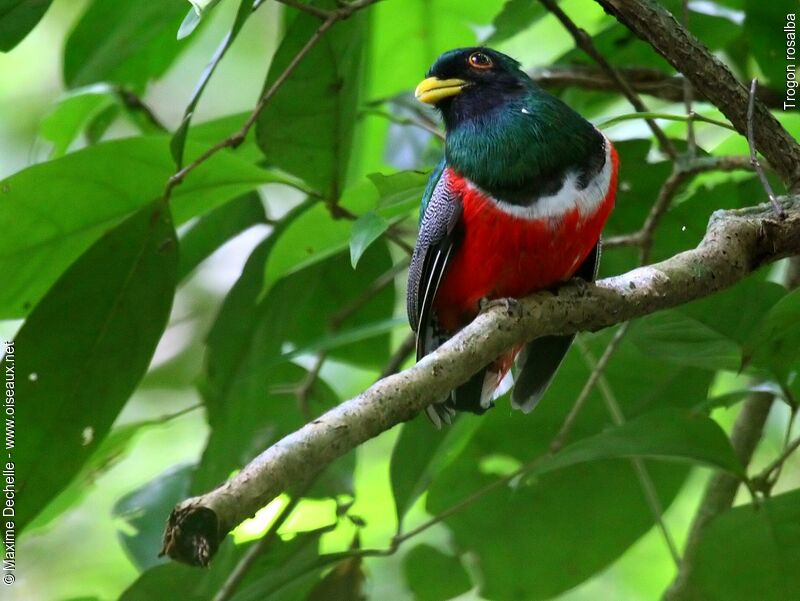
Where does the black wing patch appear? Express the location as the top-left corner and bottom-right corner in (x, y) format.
(406, 174), (463, 361)
(511, 241), (601, 413)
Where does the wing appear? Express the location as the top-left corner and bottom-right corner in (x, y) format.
(406, 161), (462, 361)
(511, 241), (601, 413)
(406, 163), (464, 428)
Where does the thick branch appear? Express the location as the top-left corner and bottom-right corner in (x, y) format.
(163, 196), (800, 566)
(595, 0), (800, 190)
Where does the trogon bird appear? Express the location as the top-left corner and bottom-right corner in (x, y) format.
(407, 47), (618, 427)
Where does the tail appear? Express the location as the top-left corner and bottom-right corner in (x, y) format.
(510, 335), (575, 413)
(425, 350), (516, 427)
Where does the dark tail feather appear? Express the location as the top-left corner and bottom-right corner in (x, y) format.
(511, 335), (575, 413)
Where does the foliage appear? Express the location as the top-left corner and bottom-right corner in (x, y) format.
(1, 0), (798, 600)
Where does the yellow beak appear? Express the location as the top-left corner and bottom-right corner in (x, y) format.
(414, 77), (468, 104)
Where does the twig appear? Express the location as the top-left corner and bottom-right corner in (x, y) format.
(295, 352), (326, 420)
(114, 87), (167, 132)
(598, 110), (735, 132)
(746, 79), (785, 219)
(540, 0), (678, 160)
(527, 65), (785, 109)
(360, 107), (445, 141)
(162, 0), (382, 203)
(604, 155), (757, 251)
(550, 323), (631, 452)
(579, 339), (681, 566)
(681, 0), (695, 158)
(275, 0), (332, 19)
(212, 480), (313, 601)
(329, 261), (408, 329)
(750, 435), (800, 494)
(379, 333), (415, 379)
(663, 392), (775, 600)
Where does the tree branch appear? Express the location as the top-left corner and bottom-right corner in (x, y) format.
(162, 196), (800, 566)
(594, 0), (800, 191)
(528, 66), (784, 110)
(541, 0), (678, 159)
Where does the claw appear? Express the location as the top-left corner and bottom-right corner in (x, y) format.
(479, 296), (522, 318)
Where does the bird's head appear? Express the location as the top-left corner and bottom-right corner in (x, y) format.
(415, 48), (530, 128)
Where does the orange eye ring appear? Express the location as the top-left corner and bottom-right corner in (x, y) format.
(468, 52), (493, 69)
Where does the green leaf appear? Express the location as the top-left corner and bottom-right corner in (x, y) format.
(63, 0), (191, 89)
(530, 409), (744, 480)
(0, 0), (53, 51)
(680, 489), (800, 601)
(262, 170), (424, 295)
(367, 170), (429, 218)
(255, 1), (367, 199)
(177, 192), (266, 282)
(7, 201), (177, 531)
(630, 311), (743, 371)
(113, 464), (193, 571)
(178, 0), (225, 40)
(629, 277), (786, 372)
(39, 84), (116, 157)
(350, 211), (388, 268)
(390, 414), (481, 527)
(120, 528), (328, 601)
(194, 213), (393, 493)
(25, 415), (179, 532)
(426, 331), (714, 600)
(403, 545), (472, 601)
(0, 136), (275, 319)
(172, 0), (252, 167)
(305, 551), (365, 601)
(487, 0), (547, 44)
(743, 287), (800, 381)
(744, 0), (787, 86)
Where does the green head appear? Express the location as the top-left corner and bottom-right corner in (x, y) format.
(415, 47), (531, 131)
(416, 47), (604, 204)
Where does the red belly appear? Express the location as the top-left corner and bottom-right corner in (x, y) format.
(434, 166), (617, 333)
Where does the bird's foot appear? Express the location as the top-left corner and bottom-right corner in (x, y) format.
(479, 296), (522, 318)
(566, 277), (592, 297)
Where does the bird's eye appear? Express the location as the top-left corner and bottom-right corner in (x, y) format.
(468, 52), (493, 69)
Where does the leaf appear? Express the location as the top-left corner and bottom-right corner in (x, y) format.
(487, 0), (547, 44)
(39, 84), (116, 157)
(630, 311), (743, 371)
(7, 201), (177, 531)
(172, 0), (252, 167)
(0, 0), (53, 51)
(350, 211), (388, 268)
(305, 548), (365, 601)
(262, 170), (424, 295)
(743, 287), (800, 381)
(177, 192), (266, 282)
(0, 136), (276, 319)
(390, 414), (481, 527)
(425, 331), (714, 600)
(529, 409), (744, 480)
(178, 0), (225, 40)
(680, 489), (800, 601)
(255, 1), (367, 199)
(120, 528), (328, 601)
(113, 464), (194, 571)
(25, 415), (178, 532)
(629, 277), (786, 372)
(193, 212), (393, 493)
(744, 0), (787, 86)
(63, 0), (191, 89)
(403, 545), (472, 601)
